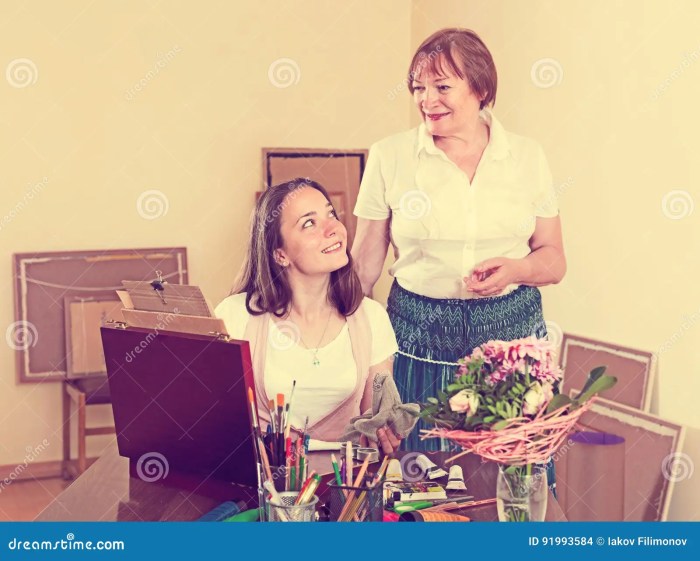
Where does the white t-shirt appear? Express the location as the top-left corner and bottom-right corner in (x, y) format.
(214, 294), (398, 428)
(353, 109), (558, 299)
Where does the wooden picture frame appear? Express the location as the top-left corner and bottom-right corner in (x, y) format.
(555, 398), (685, 521)
(12, 247), (188, 383)
(560, 333), (657, 411)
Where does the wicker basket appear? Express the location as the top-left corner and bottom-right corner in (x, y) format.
(420, 398), (596, 466)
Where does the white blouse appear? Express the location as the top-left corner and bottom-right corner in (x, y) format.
(214, 294), (398, 427)
(353, 109), (558, 299)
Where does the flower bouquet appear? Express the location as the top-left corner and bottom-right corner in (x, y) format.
(419, 336), (616, 521)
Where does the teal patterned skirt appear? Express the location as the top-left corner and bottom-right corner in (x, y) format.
(387, 280), (556, 495)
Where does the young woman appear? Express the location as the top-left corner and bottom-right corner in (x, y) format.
(216, 178), (403, 453)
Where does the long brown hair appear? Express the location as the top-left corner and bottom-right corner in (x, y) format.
(234, 178), (363, 318)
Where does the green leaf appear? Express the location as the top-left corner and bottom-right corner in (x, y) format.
(427, 397), (439, 404)
(446, 383), (462, 392)
(546, 393), (573, 414)
(492, 419), (511, 431)
(574, 366), (607, 400)
(483, 415), (496, 423)
(574, 375), (618, 404)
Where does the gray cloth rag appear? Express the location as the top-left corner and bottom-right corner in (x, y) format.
(339, 372), (420, 443)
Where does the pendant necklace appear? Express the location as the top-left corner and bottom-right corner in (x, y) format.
(297, 307), (333, 366)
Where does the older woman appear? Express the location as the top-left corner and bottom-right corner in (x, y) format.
(216, 178), (403, 453)
(351, 28), (566, 465)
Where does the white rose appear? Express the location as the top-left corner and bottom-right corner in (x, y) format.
(522, 382), (546, 415)
(449, 389), (480, 416)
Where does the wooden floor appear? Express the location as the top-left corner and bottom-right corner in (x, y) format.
(0, 478), (72, 521)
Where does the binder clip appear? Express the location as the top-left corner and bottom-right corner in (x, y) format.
(150, 270), (168, 305)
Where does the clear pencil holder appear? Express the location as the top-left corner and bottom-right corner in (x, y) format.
(265, 492), (319, 522)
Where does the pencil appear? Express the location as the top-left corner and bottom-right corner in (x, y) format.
(338, 456), (370, 522)
(347, 455), (390, 522)
(294, 470), (317, 505)
(330, 453), (342, 485)
(345, 441), (353, 487)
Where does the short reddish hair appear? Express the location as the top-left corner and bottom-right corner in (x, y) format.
(407, 28), (497, 110)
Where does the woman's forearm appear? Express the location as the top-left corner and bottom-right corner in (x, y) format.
(351, 218), (391, 296)
(518, 246), (567, 287)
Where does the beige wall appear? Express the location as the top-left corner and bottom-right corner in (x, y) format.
(1, 0), (697, 520)
(411, 0), (700, 520)
(0, 0), (410, 472)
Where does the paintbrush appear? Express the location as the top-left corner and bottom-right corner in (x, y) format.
(283, 380), (297, 439)
(276, 393), (284, 465)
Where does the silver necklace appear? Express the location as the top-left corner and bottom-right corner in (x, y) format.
(296, 308), (333, 366)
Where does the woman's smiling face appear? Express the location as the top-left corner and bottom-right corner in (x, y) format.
(412, 62), (485, 137)
(275, 186), (348, 276)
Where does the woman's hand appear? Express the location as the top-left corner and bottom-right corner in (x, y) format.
(464, 257), (528, 297)
(360, 426), (402, 455)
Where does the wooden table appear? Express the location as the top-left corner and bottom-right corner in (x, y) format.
(36, 446), (565, 522)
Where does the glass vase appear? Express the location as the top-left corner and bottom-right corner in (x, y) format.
(496, 464), (547, 522)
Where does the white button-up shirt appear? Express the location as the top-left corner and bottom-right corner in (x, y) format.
(353, 110), (558, 300)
